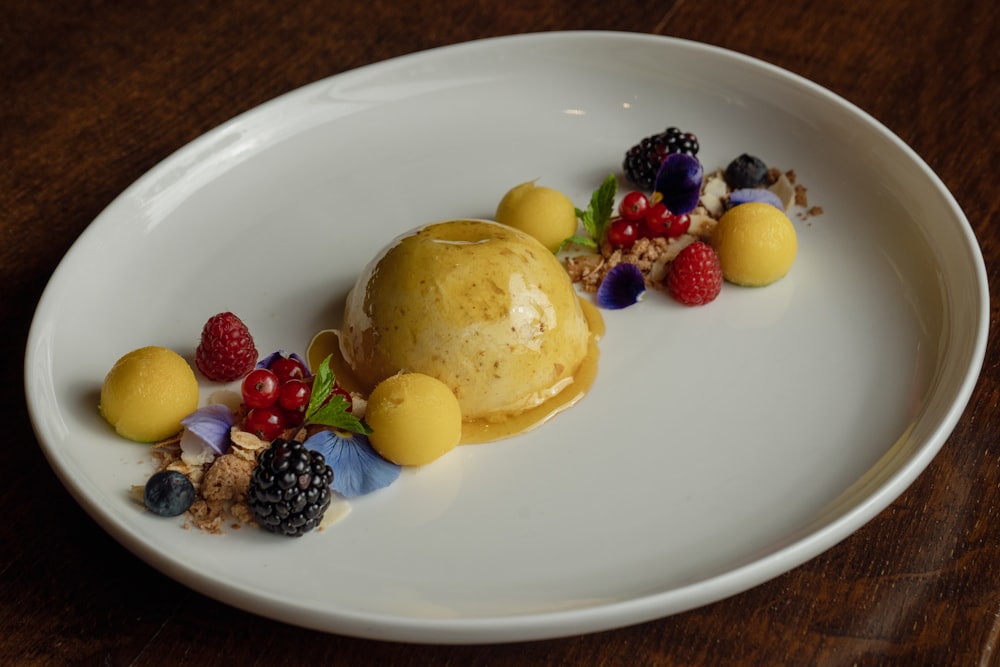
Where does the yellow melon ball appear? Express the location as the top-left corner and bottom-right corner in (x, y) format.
(366, 373), (462, 466)
(100, 346), (200, 443)
(495, 180), (578, 252)
(712, 202), (798, 286)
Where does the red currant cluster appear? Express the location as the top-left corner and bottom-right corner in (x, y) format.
(606, 191), (691, 250)
(239, 356), (350, 441)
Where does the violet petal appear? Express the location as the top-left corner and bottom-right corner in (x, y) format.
(653, 153), (703, 215)
(304, 430), (401, 498)
(728, 188), (784, 211)
(180, 403), (235, 455)
(597, 262), (646, 309)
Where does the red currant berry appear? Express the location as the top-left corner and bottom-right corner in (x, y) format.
(644, 202), (674, 237)
(618, 191), (649, 221)
(241, 368), (280, 409)
(668, 213), (691, 238)
(270, 356), (308, 384)
(278, 379), (312, 412)
(606, 218), (639, 249)
(243, 406), (287, 441)
(282, 407), (305, 427)
(322, 384), (353, 413)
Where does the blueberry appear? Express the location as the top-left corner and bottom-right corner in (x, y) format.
(144, 470), (195, 517)
(724, 154), (769, 190)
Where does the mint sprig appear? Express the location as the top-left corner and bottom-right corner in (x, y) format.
(558, 173), (618, 251)
(304, 355), (372, 435)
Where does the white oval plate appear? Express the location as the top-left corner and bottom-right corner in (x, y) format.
(25, 32), (987, 643)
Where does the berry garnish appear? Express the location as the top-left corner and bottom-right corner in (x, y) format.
(278, 379), (312, 413)
(244, 405), (288, 441)
(241, 368), (281, 409)
(667, 212), (691, 238)
(195, 312), (258, 382)
(643, 201), (673, 236)
(144, 470), (196, 517)
(270, 355), (308, 384)
(623, 126), (700, 190)
(724, 153), (769, 190)
(618, 191), (649, 221)
(666, 241), (723, 306)
(247, 438), (333, 537)
(606, 218), (639, 249)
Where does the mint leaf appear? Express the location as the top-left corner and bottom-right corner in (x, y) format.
(578, 174), (617, 245)
(558, 175), (619, 252)
(557, 234), (598, 253)
(308, 394), (372, 435)
(304, 355), (373, 435)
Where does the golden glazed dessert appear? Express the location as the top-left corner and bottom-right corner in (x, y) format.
(336, 219), (601, 442)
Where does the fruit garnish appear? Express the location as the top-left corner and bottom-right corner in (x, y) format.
(618, 190), (649, 221)
(596, 263), (646, 309)
(304, 355), (372, 435)
(606, 218), (640, 249)
(258, 349), (311, 379)
(247, 438), (333, 537)
(244, 405), (288, 441)
(559, 173), (617, 251)
(241, 368), (281, 409)
(304, 430), (401, 498)
(724, 153), (769, 189)
(666, 241), (723, 306)
(179, 403), (235, 458)
(653, 153), (703, 216)
(144, 470), (196, 517)
(195, 312), (258, 382)
(623, 126), (700, 190)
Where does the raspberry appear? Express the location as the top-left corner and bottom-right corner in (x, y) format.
(666, 241), (723, 306)
(195, 312), (258, 382)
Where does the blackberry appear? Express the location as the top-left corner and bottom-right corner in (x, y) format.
(248, 438), (333, 537)
(623, 126), (700, 190)
(144, 470), (196, 517)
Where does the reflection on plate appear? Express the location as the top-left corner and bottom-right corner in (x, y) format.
(24, 32), (987, 643)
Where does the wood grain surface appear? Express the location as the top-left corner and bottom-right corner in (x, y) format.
(3, 1), (998, 664)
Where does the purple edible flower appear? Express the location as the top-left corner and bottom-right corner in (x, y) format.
(597, 262), (646, 309)
(180, 403), (235, 456)
(304, 430), (401, 498)
(653, 153), (704, 215)
(727, 188), (784, 211)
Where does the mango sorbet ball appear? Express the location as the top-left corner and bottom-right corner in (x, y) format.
(366, 373), (462, 466)
(712, 202), (798, 286)
(495, 180), (578, 252)
(100, 346), (200, 443)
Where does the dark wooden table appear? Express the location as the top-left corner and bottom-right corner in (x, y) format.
(4, 1), (998, 664)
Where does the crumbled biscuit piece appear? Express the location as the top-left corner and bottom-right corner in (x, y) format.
(200, 454), (254, 502)
(794, 184), (809, 207)
(187, 499), (226, 534)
